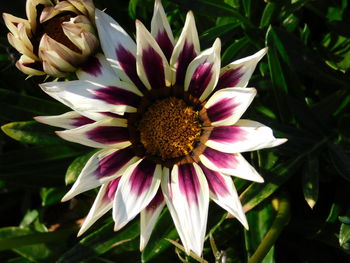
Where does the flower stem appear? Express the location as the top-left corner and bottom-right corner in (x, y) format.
(247, 193), (290, 263)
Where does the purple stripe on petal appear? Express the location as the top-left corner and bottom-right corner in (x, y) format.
(215, 67), (243, 91)
(199, 163), (229, 196)
(206, 98), (238, 123)
(129, 159), (157, 195)
(87, 126), (129, 145)
(203, 147), (238, 169)
(178, 164), (201, 205)
(103, 177), (122, 201)
(155, 30), (174, 61)
(93, 86), (141, 108)
(188, 62), (213, 99)
(72, 116), (95, 127)
(209, 126), (246, 143)
(146, 189), (164, 211)
(80, 56), (102, 77)
(97, 147), (135, 178)
(142, 46), (165, 89)
(176, 41), (197, 85)
(116, 45), (147, 93)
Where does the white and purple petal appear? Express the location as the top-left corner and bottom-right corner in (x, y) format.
(136, 20), (172, 90)
(35, 111), (94, 129)
(77, 177), (122, 236)
(95, 9), (146, 90)
(77, 53), (120, 85)
(56, 118), (131, 149)
(161, 163), (209, 256)
(199, 163), (248, 228)
(184, 38), (221, 101)
(113, 159), (162, 231)
(199, 148), (263, 182)
(170, 11), (200, 85)
(205, 120), (287, 154)
(151, 0), (174, 61)
(203, 87), (256, 126)
(40, 79), (142, 114)
(140, 189), (165, 251)
(214, 48), (267, 92)
(62, 147), (139, 202)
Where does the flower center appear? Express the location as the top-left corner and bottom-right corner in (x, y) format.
(33, 12), (80, 54)
(138, 97), (202, 160)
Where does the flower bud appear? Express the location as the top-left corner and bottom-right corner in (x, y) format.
(3, 0), (98, 77)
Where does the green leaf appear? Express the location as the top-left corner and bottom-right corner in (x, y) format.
(164, 238), (208, 263)
(221, 36), (250, 66)
(0, 88), (67, 120)
(260, 2), (277, 28)
(268, 27), (348, 88)
(328, 143), (350, 182)
(128, 0), (140, 19)
(57, 219), (140, 263)
(19, 210), (39, 228)
(0, 227), (73, 262)
(302, 155), (319, 209)
(242, 0), (252, 18)
(245, 202), (276, 263)
(265, 26), (290, 121)
(65, 150), (97, 185)
(40, 187), (66, 206)
(200, 22), (241, 44)
(339, 223), (350, 252)
(0, 145), (86, 169)
(241, 157), (302, 213)
(1, 121), (63, 145)
(141, 209), (178, 262)
(339, 216), (350, 225)
(0, 145), (87, 187)
(171, 0), (253, 27)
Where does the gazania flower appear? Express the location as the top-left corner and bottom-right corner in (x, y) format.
(3, 0), (98, 77)
(36, 0), (287, 256)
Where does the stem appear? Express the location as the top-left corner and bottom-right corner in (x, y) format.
(247, 194), (290, 263)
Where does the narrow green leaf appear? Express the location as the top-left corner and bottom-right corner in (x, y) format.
(260, 3), (277, 28)
(40, 187), (66, 206)
(0, 88), (67, 116)
(245, 202), (275, 263)
(57, 219), (139, 263)
(339, 223), (350, 252)
(0, 145), (86, 168)
(128, 0), (140, 19)
(242, 0), (252, 18)
(65, 150), (97, 185)
(0, 227), (73, 251)
(265, 29), (290, 121)
(1, 121), (63, 145)
(268, 27), (348, 88)
(328, 143), (350, 182)
(164, 238), (208, 263)
(171, 0), (253, 27)
(221, 36), (250, 66)
(241, 157), (302, 213)
(0, 227), (73, 262)
(200, 22), (241, 43)
(302, 155), (319, 209)
(339, 216), (350, 225)
(19, 210), (39, 228)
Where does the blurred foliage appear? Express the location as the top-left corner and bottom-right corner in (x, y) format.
(0, 0), (350, 262)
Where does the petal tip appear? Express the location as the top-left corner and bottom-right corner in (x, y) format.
(77, 227), (86, 237)
(61, 193), (72, 202)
